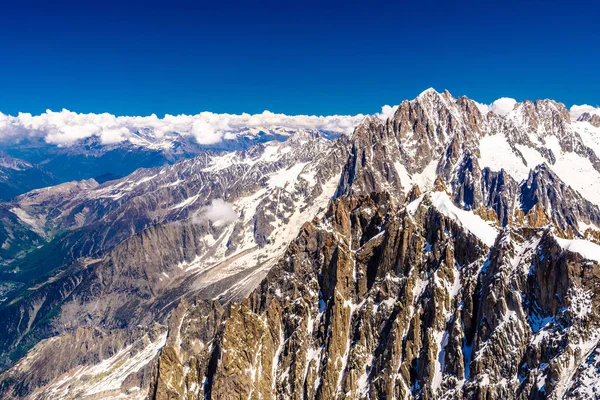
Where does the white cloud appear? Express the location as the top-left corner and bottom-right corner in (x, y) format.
(3, 94), (570, 147)
(570, 104), (600, 120)
(101, 127), (131, 144)
(473, 97), (518, 117)
(0, 109), (367, 146)
(376, 104), (399, 121)
(490, 97), (517, 116)
(191, 119), (222, 145)
(193, 199), (238, 226)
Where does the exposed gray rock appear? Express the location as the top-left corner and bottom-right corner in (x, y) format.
(143, 191), (600, 400)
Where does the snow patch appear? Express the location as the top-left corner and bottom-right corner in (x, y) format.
(555, 237), (600, 263)
(268, 162), (310, 190)
(429, 192), (499, 247)
(479, 134), (531, 181)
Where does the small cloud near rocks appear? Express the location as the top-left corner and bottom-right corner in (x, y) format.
(376, 104), (399, 121)
(192, 199), (238, 226)
(474, 97), (518, 117)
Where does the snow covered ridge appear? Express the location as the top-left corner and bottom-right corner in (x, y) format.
(555, 237), (600, 264)
(408, 190), (600, 264)
(30, 332), (167, 399)
(414, 88), (599, 119)
(407, 191), (499, 247)
(472, 94), (599, 119)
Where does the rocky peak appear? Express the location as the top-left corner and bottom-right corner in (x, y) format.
(338, 90), (600, 237)
(473, 205), (500, 225)
(578, 112), (600, 127)
(405, 184), (422, 202)
(525, 202), (552, 228)
(433, 175), (447, 192)
(412, 88), (456, 112)
(144, 186), (600, 400)
(508, 99), (583, 160)
(479, 168), (520, 226)
(510, 98), (570, 123)
(367, 90), (485, 183)
(416, 87), (441, 99)
(392, 89), (463, 144)
(534, 98), (571, 123)
(521, 163), (600, 231)
(456, 95), (486, 134)
(510, 98), (538, 120)
(584, 227), (600, 245)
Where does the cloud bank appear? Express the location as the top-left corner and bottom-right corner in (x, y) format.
(1, 97), (596, 148)
(0, 109), (366, 146)
(0, 103), (409, 147)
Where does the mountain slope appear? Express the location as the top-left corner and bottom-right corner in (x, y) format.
(0, 131), (349, 395)
(0, 153), (57, 201)
(0, 119), (350, 196)
(0, 131), (346, 277)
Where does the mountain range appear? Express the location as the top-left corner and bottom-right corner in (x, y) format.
(0, 89), (600, 399)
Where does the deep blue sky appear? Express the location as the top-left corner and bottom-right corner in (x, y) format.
(0, 0), (598, 116)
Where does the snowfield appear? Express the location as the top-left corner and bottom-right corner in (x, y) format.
(555, 237), (600, 263)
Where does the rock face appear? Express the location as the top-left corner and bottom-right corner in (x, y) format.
(0, 324), (165, 399)
(520, 164), (600, 230)
(147, 191), (600, 400)
(2, 90), (600, 399)
(337, 89), (600, 236)
(578, 112), (600, 128)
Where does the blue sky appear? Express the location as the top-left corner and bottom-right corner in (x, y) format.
(0, 0), (598, 116)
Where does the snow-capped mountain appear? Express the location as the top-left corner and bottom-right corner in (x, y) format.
(0, 130), (291, 200)
(0, 109), (362, 198)
(0, 130), (345, 273)
(337, 89), (600, 233)
(1, 90), (600, 399)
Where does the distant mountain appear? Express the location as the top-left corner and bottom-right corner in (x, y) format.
(0, 109), (359, 197)
(0, 152), (58, 201)
(0, 129), (299, 198)
(578, 112), (600, 127)
(1, 91), (600, 399)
